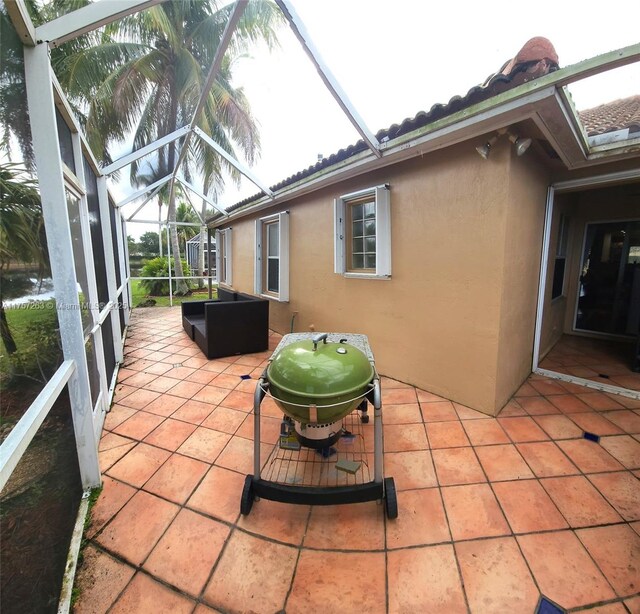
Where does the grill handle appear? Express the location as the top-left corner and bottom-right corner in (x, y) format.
(312, 332), (329, 350)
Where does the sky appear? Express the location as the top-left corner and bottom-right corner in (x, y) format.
(105, 0), (640, 236)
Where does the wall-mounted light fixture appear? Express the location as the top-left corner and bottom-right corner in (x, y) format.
(476, 128), (532, 159)
(508, 133), (532, 156)
(475, 135), (499, 160)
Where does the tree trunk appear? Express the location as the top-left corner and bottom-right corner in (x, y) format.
(0, 299), (17, 354)
(165, 84), (188, 296)
(168, 188), (189, 295)
(197, 185), (208, 289)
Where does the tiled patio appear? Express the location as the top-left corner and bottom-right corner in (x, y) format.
(74, 307), (640, 613)
(540, 334), (640, 391)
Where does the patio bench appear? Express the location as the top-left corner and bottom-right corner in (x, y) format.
(181, 288), (269, 359)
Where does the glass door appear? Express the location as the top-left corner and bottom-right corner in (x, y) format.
(575, 220), (640, 336)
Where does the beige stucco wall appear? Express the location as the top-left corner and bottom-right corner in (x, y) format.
(494, 150), (550, 410)
(221, 139), (551, 414)
(539, 183), (640, 356)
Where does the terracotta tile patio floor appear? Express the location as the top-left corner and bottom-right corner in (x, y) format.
(74, 307), (640, 613)
(539, 334), (640, 391)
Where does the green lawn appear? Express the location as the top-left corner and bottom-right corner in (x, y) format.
(129, 278), (217, 307)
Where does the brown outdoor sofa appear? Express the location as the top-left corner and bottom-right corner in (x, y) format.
(181, 288), (269, 359)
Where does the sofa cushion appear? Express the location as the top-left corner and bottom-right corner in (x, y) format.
(191, 315), (206, 334)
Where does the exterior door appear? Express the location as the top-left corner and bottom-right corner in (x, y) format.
(575, 220), (640, 336)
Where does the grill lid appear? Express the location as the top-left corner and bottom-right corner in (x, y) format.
(267, 337), (373, 398)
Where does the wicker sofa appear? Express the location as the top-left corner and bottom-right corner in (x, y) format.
(181, 288), (269, 359)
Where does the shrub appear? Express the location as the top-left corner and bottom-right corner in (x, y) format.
(6, 303), (63, 384)
(139, 257), (191, 296)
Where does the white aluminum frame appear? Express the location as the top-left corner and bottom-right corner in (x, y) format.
(168, 1), (248, 194)
(102, 125), (191, 175)
(117, 174), (172, 208)
(334, 184), (392, 279)
(0, 360), (76, 492)
(23, 43), (101, 487)
(70, 132), (110, 422)
(175, 176), (227, 215)
(216, 228), (233, 286)
(571, 216), (640, 339)
(275, 0), (382, 158)
(36, 0), (165, 47)
(194, 126), (274, 198)
(254, 211), (290, 301)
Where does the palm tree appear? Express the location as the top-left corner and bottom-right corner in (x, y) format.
(0, 164), (48, 354)
(1, 0), (135, 166)
(56, 1), (282, 294)
(175, 200), (199, 250)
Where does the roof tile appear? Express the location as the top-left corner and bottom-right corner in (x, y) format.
(222, 37), (637, 216)
(578, 95), (640, 136)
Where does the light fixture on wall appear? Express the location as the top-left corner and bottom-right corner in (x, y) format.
(475, 135), (499, 160)
(508, 132), (532, 156)
(476, 128), (532, 159)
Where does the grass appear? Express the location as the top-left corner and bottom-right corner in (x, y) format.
(129, 278), (217, 307)
(1, 299), (59, 390)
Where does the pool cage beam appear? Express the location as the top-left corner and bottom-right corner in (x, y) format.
(275, 0), (382, 159)
(102, 125), (191, 176)
(193, 126), (275, 198)
(117, 174), (172, 208)
(23, 43), (100, 488)
(175, 176), (227, 216)
(126, 184), (165, 222)
(97, 176), (125, 365)
(70, 130), (110, 439)
(169, 1), (248, 188)
(35, 0), (165, 47)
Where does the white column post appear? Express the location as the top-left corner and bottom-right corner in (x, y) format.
(532, 187), (555, 370)
(122, 217), (132, 324)
(114, 204), (130, 325)
(166, 223), (173, 307)
(23, 43), (100, 488)
(97, 176), (124, 363)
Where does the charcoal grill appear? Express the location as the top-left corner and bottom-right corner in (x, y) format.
(240, 332), (397, 519)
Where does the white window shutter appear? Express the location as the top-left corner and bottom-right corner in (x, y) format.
(334, 198), (345, 274)
(278, 211), (290, 302)
(254, 219), (262, 295)
(375, 186), (391, 277)
(225, 228), (232, 286)
(214, 229), (222, 283)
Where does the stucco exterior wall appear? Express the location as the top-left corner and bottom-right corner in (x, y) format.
(495, 150), (550, 409)
(221, 140), (550, 414)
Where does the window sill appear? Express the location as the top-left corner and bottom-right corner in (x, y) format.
(260, 293), (289, 303)
(343, 272), (391, 280)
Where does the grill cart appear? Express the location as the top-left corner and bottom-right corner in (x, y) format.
(240, 332), (397, 519)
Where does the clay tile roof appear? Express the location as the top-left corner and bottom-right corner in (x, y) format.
(578, 95), (640, 136)
(220, 37), (560, 216)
